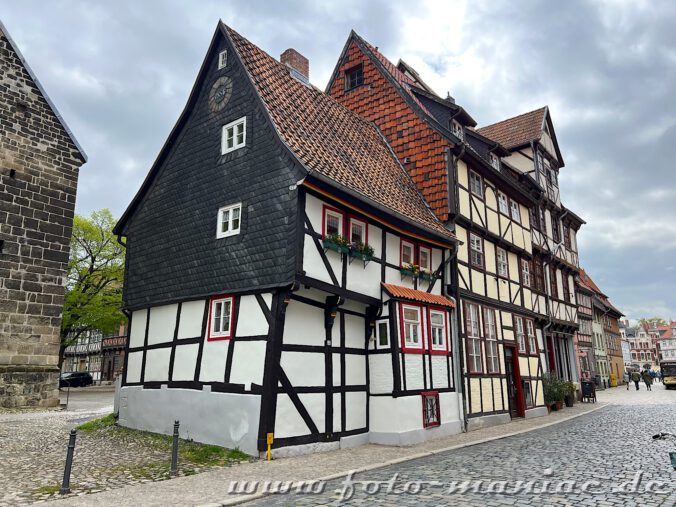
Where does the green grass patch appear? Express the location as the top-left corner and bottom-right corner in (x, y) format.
(77, 413), (117, 432)
(35, 484), (60, 495)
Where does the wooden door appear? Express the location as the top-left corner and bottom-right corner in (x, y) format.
(504, 345), (526, 418)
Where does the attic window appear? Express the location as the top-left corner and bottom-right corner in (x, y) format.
(221, 116), (246, 154)
(345, 64), (364, 90)
(218, 50), (228, 69)
(451, 120), (464, 141)
(489, 153), (500, 170)
(216, 203), (242, 239)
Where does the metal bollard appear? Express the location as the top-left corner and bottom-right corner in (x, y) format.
(60, 429), (77, 494)
(170, 420), (180, 476)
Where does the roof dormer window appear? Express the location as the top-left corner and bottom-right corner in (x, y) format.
(345, 64), (364, 90)
(489, 153), (500, 170)
(451, 120), (464, 141)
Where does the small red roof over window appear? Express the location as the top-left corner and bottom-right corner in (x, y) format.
(382, 283), (455, 308)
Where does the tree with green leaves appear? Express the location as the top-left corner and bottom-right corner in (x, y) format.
(60, 209), (126, 366)
(639, 317), (666, 327)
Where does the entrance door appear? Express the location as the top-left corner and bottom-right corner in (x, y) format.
(504, 345), (526, 418)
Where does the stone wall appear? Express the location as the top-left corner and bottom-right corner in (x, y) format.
(0, 27), (84, 407)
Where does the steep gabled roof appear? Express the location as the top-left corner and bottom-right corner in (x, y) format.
(477, 107), (547, 151)
(0, 20), (86, 162)
(223, 25), (454, 242)
(578, 268), (605, 296)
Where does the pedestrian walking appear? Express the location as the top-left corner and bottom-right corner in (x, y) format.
(642, 370), (653, 391)
(631, 370), (641, 390)
(624, 371), (630, 390)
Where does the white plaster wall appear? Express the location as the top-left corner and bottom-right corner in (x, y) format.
(431, 356), (449, 389)
(283, 300), (324, 346)
(281, 351), (325, 386)
(333, 392), (341, 431)
(275, 394), (310, 438)
(118, 386), (261, 455)
(126, 351), (143, 383)
(303, 235), (335, 286)
(199, 340), (229, 382)
(177, 300), (205, 339)
(172, 344), (199, 381)
(344, 314), (365, 349)
(369, 224), (383, 257)
(332, 353), (341, 385)
(346, 254), (381, 298)
(369, 396), (421, 433)
(144, 347), (171, 382)
(346, 391), (367, 430)
(147, 304), (178, 345)
(299, 393), (326, 435)
(237, 295), (269, 336)
(229, 341), (266, 389)
(345, 354), (366, 385)
(305, 193), (324, 232)
(129, 310), (147, 348)
(403, 354), (425, 390)
(369, 354), (393, 394)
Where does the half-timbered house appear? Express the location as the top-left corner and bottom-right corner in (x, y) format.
(477, 108), (585, 383)
(326, 32), (548, 429)
(113, 23), (462, 456)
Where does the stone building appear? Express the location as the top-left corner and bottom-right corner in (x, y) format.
(0, 20), (86, 407)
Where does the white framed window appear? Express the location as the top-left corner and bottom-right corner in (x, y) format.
(498, 192), (509, 215)
(526, 319), (537, 354)
(515, 316), (526, 353)
(349, 217), (366, 244)
(489, 153), (500, 170)
(401, 239), (414, 266)
(483, 308), (499, 373)
(208, 296), (234, 340)
(419, 245), (432, 272)
(510, 200), (521, 223)
(470, 233), (484, 267)
(216, 203), (242, 238)
(451, 120), (464, 140)
(402, 305), (422, 350)
(497, 248), (509, 278)
(466, 303), (482, 373)
(218, 49), (228, 69)
(429, 310), (446, 351)
(221, 116), (246, 154)
(377, 321), (389, 348)
(323, 206), (344, 237)
(469, 171), (483, 198)
(521, 258), (531, 287)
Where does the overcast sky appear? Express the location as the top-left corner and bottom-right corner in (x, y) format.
(3, 0), (675, 320)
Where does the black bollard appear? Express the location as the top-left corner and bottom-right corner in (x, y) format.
(170, 420), (180, 476)
(60, 429), (77, 494)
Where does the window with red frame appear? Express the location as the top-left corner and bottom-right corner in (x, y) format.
(401, 239), (415, 266)
(208, 296), (235, 340)
(401, 304), (423, 351)
(349, 217), (367, 244)
(419, 245), (432, 272)
(323, 206), (344, 238)
(421, 391), (440, 428)
(428, 309), (447, 353)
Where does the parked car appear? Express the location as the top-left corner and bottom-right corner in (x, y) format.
(59, 372), (94, 388)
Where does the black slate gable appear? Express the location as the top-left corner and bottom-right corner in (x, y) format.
(119, 27), (304, 309)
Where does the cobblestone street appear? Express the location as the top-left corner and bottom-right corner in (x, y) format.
(247, 385), (676, 506)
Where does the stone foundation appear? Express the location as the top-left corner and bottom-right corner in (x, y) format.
(0, 366), (60, 408)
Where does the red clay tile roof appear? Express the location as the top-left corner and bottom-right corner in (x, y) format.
(382, 283), (455, 308)
(224, 25), (454, 242)
(578, 268), (604, 296)
(476, 107), (547, 150)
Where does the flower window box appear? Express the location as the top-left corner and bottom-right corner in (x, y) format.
(322, 235), (350, 255)
(400, 263), (421, 279)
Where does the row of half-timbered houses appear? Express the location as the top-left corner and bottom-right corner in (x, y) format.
(115, 22), (596, 456)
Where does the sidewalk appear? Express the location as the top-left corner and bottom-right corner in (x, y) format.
(43, 397), (607, 507)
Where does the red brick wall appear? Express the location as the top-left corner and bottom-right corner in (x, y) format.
(327, 41), (450, 221)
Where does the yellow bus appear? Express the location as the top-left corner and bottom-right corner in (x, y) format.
(660, 361), (676, 389)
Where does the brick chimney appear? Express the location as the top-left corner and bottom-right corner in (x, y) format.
(280, 48), (309, 80)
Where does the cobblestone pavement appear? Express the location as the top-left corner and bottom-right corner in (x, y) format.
(246, 385), (676, 506)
